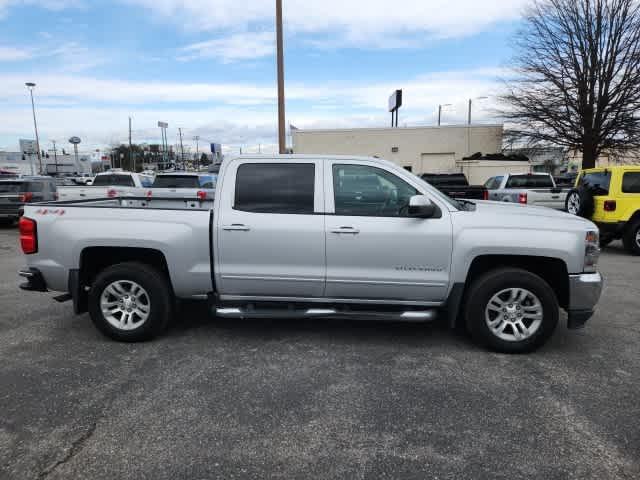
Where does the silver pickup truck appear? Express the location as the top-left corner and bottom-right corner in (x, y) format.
(17, 155), (603, 353)
(485, 173), (570, 210)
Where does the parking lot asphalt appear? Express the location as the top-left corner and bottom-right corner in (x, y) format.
(0, 225), (639, 480)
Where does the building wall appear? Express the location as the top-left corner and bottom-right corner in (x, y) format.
(292, 125), (504, 174)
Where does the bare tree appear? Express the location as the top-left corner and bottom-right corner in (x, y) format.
(502, 0), (640, 169)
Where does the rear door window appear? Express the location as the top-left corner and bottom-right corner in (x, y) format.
(622, 172), (640, 193)
(506, 175), (554, 188)
(235, 163), (315, 214)
(578, 171), (611, 195)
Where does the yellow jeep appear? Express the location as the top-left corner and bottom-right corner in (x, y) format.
(565, 165), (640, 254)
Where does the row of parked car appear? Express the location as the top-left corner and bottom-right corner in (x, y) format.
(422, 167), (640, 255)
(3, 163), (640, 255)
(0, 170), (217, 225)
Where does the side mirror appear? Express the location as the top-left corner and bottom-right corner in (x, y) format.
(408, 195), (437, 218)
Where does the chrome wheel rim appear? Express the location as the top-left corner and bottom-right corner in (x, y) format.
(100, 280), (150, 331)
(567, 193), (580, 215)
(636, 229), (640, 248)
(485, 288), (543, 342)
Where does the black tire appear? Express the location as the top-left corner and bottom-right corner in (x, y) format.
(465, 268), (559, 354)
(565, 187), (594, 218)
(599, 235), (614, 248)
(88, 262), (172, 342)
(622, 220), (640, 256)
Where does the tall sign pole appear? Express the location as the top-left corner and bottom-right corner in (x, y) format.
(25, 83), (43, 174)
(276, 0), (286, 154)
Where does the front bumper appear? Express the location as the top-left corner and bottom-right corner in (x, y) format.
(567, 272), (603, 329)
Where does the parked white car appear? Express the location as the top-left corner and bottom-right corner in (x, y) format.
(57, 171), (154, 201)
(485, 173), (570, 210)
(150, 172), (217, 201)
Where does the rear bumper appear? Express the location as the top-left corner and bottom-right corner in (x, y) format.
(567, 272), (603, 329)
(18, 267), (48, 292)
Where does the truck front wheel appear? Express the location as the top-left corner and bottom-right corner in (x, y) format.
(88, 262), (172, 342)
(465, 268), (559, 354)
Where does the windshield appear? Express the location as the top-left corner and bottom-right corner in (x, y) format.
(0, 182), (24, 193)
(152, 176), (200, 188)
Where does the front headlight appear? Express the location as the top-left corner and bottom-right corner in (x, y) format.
(584, 230), (600, 273)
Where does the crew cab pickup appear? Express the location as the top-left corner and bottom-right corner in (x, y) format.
(485, 173), (569, 209)
(420, 173), (488, 201)
(18, 155), (603, 353)
(57, 171), (154, 201)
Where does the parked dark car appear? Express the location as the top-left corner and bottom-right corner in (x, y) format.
(0, 176), (58, 225)
(420, 173), (488, 200)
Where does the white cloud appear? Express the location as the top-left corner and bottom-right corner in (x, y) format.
(0, 45), (32, 61)
(179, 31), (275, 63)
(127, 0), (529, 47)
(0, 67), (503, 150)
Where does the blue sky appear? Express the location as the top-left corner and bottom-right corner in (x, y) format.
(0, 0), (528, 153)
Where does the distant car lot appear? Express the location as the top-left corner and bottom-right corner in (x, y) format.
(0, 225), (638, 479)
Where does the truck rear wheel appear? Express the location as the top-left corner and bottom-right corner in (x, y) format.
(622, 220), (640, 256)
(465, 268), (559, 354)
(88, 262), (172, 342)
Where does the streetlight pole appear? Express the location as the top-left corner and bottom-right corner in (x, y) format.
(25, 83), (43, 174)
(438, 104), (452, 126)
(468, 96), (488, 125)
(51, 140), (58, 175)
(193, 136), (200, 171)
(276, 0), (286, 154)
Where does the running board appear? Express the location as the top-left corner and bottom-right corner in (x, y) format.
(215, 307), (437, 323)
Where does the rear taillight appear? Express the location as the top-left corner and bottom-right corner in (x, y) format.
(107, 188), (117, 198)
(483, 190), (489, 201)
(53, 192), (59, 200)
(197, 190), (207, 201)
(19, 217), (38, 254)
(20, 192), (33, 202)
(604, 200), (617, 212)
(146, 190), (153, 199)
(518, 192), (528, 204)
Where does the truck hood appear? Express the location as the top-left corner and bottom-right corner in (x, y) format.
(465, 200), (596, 229)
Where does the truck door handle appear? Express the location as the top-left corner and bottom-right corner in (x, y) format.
(331, 226), (360, 235)
(223, 224), (251, 231)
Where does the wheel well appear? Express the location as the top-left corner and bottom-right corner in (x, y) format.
(465, 255), (569, 309)
(79, 247), (171, 287)
(626, 210), (640, 227)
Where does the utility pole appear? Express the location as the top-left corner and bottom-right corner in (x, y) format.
(178, 128), (185, 170)
(51, 140), (58, 175)
(128, 116), (133, 171)
(193, 135), (200, 171)
(25, 83), (43, 174)
(276, 0), (286, 154)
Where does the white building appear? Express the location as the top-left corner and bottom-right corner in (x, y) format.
(292, 124), (504, 175)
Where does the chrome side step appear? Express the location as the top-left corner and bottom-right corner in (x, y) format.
(215, 307), (437, 323)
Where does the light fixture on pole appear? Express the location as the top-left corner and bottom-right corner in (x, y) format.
(438, 104), (452, 126)
(276, 0), (286, 154)
(468, 96), (488, 125)
(25, 82), (43, 174)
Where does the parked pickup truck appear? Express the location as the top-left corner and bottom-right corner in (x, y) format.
(150, 172), (217, 201)
(485, 173), (570, 209)
(57, 171), (154, 201)
(420, 173), (488, 200)
(18, 155), (603, 353)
